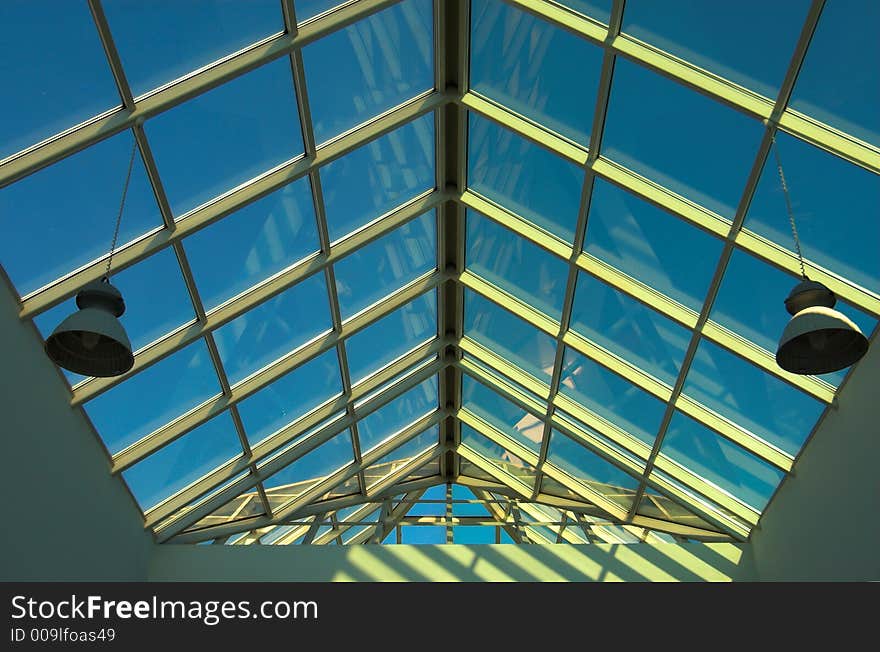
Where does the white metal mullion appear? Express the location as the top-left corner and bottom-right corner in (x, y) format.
(531, 0), (626, 499)
(625, 0), (827, 519)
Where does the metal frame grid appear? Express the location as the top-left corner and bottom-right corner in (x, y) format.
(1, 0), (877, 546)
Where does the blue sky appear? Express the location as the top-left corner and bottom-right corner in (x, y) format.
(1, 0), (877, 537)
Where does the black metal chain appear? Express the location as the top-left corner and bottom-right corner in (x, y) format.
(105, 136), (138, 277)
(770, 135), (807, 279)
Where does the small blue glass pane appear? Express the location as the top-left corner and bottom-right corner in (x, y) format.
(470, 0), (603, 145)
(466, 209), (570, 319)
(461, 423), (537, 484)
(622, 0), (810, 99)
(744, 132), (880, 294)
(295, 0), (342, 23)
(454, 526), (495, 544)
(400, 526), (445, 544)
(84, 340), (220, 454)
(357, 376), (438, 453)
(237, 348), (342, 446)
(123, 411), (243, 511)
(368, 426), (438, 475)
(452, 485), (491, 517)
(461, 376), (544, 454)
(559, 347), (666, 446)
(146, 57), (304, 216)
(711, 249), (876, 387)
(0, 2), (119, 160)
(555, 0), (612, 24)
(406, 484), (445, 517)
(464, 290), (557, 385)
(214, 272), (331, 384)
(334, 211), (436, 319)
(303, 0), (433, 144)
(263, 430), (354, 491)
(321, 114), (435, 242)
(684, 339), (825, 456)
(468, 112), (584, 243)
(184, 176), (320, 310)
(661, 411), (785, 511)
(103, 0), (282, 97)
(789, 0), (880, 146)
(603, 58), (764, 218)
(546, 430), (640, 501)
(344, 290), (436, 384)
(570, 272), (691, 385)
(0, 131), (161, 297)
(583, 179), (723, 310)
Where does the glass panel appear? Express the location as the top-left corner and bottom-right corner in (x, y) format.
(470, 0), (603, 145)
(34, 247), (196, 385)
(184, 176), (320, 310)
(744, 132), (880, 294)
(262, 430), (354, 506)
(344, 290), (436, 384)
(559, 346), (666, 446)
(353, 354), (438, 408)
(452, 485), (491, 517)
(146, 57), (304, 216)
(684, 339), (825, 456)
(303, 0), (433, 144)
(103, 0), (282, 97)
(406, 484), (446, 516)
(552, 0), (612, 25)
(711, 249), (876, 387)
(237, 348), (342, 446)
(468, 112), (584, 243)
(0, 131), (161, 297)
(540, 475), (585, 501)
(583, 178), (723, 311)
(569, 271), (691, 385)
(356, 376), (438, 453)
(546, 429), (641, 510)
(461, 353), (547, 406)
(464, 290), (557, 385)
(660, 410), (785, 511)
(295, 0), (342, 23)
(466, 209), (569, 319)
(789, 0), (880, 146)
(461, 375), (544, 455)
(186, 486), (265, 531)
(162, 470), (249, 528)
(84, 340), (220, 454)
(321, 113), (434, 242)
(214, 272), (331, 384)
(122, 411), (243, 511)
(461, 424), (538, 489)
(258, 411), (346, 467)
(366, 426), (438, 486)
(637, 487), (720, 533)
(622, 0), (810, 99)
(334, 210), (436, 319)
(400, 526), (445, 544)
(602, 58), (764, 218)
(454, 526), (495, 544)
(0, 2), (119, 160)
(499, 529), (516, 544)
(459, 460), (500, 484)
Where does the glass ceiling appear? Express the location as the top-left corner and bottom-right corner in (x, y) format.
(1, 0), (877, 547)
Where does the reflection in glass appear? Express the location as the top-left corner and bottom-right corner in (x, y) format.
(185, 176), (320, 310)
(559, 347), (666, 446)
(0, 2), (119, 160)
(334, 210), (436, 319)
(602, 58), (763, 218)
(123, 411), (244, 511)
(683, 339), (825, 456)
(295, 1), (343, 23)
(146, 57), (303, 216)
(660, 411), (785, 512)
(468, 112), (584, 243)
(637, 487), (718, 532)
(569, 271), (691, 385)
(357, 376), (438, 453)
(303, 0), (434, 144)
(583, 178), (723, 310)
(214, 272), (331, 384)
(84, 340), (221, 454)
(464, 290), (557, 385)
(470, 0), (602, 145)
(365, 426), (438, 487)
(321, 113), (435, 242)
(344, 290), (436, 384)
(744, 131), (880, 294)
(466, 209), (569, 318)
(237, 348), (342, 447)
(460, 424), (537, 490)
(0, 131), (161, 297)
(555, 0), (612, 24)
(103, 0), (282, 97)
(622, 0), (809, 99)
(461, 376), (544, 455)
